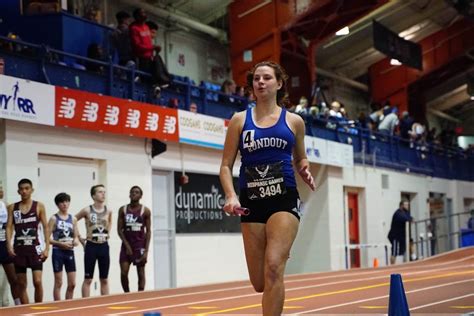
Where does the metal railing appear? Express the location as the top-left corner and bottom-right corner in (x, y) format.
(411, 211), (472, 259)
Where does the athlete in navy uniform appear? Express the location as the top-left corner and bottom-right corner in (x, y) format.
(76, 185), (112, 297)
(48, 193), (79, 300)
(220, 61), (314, 316)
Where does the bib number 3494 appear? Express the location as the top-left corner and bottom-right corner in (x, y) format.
(259, 183), (282, 198)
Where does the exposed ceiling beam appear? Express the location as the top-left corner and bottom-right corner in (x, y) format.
(427, 108), (462, 123)
(201, 1), (232, 25)
(427, 85), (470, 111)
(120, 0), (227, 42)
(316, 67), (369, 92)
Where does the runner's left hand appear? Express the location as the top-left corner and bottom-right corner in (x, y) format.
(298, 165), (315, 191)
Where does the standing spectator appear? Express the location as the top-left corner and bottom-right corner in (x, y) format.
(6, 179), (49, 304)
(117, 186), (151, 292)
(129, 8), (160, 80)
(48, 193), (79, 300)
(111, 11), (133, 66)
(378, 107), (399, 135)
(75, 185), (112, 297)
(146, 21), (170, 89)
(387, 200), (413, 264)
(399, 111), (414, 140)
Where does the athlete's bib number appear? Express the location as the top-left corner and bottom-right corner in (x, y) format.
(245, 161), (287, 200)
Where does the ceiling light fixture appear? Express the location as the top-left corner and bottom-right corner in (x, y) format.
(390, 59), (402, 66)
(335, 26), (349, 36)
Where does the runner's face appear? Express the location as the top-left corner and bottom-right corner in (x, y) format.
(93, 187), (106, 203)
(18, 183), (33, 200)
(252, 66), (281, 100)
(129, 188), (142, 202)
(402, 201), (409, 210)
(58, 201), (70, 213)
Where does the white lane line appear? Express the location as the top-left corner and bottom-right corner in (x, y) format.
(110, 266), (474, 315)
(22, 257), (474, 315)
(24, 265), (472, 315)
(410, 293), (474, 311)
(284, 254), (474, 284)
(287, 279), (474, 315)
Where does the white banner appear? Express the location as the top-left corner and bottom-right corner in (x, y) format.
(0, 75), (55, 126)
(305, 135), (353, 168)
(178, 110), (226, 149)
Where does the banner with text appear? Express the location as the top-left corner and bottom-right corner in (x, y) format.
(55, 87), (179, 141)
(0, 75), (55, 126)
(305, 135), (353, 168)
(177, 110), (226, 149)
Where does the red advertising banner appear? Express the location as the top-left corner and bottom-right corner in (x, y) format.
(55, 87), (179, 142)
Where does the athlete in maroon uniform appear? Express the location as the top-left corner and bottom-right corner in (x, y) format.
(6, 179), (49, 304)
(117, 186), (151, 292)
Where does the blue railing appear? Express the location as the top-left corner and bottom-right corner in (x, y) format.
(0, 35), (473, 181)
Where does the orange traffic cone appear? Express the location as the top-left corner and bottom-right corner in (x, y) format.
(373, 258), (379, 268)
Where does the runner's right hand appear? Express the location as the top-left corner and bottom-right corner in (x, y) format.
(223, 195), (240, 215)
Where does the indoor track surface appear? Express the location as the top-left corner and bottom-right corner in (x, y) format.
(2, 247), (473, 315)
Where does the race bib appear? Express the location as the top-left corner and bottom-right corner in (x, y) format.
(0, 227), (5, 242)
(16, 228), (37, 246)
(245, 161), (287, 200)
(91, 226), (108, 243)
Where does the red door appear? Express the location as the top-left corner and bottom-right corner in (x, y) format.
(348, 192), (360, 268)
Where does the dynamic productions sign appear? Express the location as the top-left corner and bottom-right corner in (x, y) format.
(174, 172), (241, 233)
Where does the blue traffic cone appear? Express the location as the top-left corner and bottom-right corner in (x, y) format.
(388, 274), (410, 316)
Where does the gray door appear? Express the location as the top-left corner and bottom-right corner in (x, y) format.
(152, 170), (176, 289)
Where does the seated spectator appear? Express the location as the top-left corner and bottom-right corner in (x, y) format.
(468, 209), (474, 230)
(85, 43), (105, 74)
(329, 101), (343, 119)
(295, 96), (309, 116)
(378, 107), (399, 135)
(189, 102), (198, 113)
(221, 79), (236, 95)
(111, 11), (133, 66)
(84, 6), (100, 23)
(235, 86), (245, 98)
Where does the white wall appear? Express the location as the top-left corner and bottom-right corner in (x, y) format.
(2, 121), (153, 302)
(151, 142), (248, 287)
(288, 163), (474, 274)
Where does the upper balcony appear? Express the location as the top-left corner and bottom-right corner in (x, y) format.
(0, 35), (472, 181)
